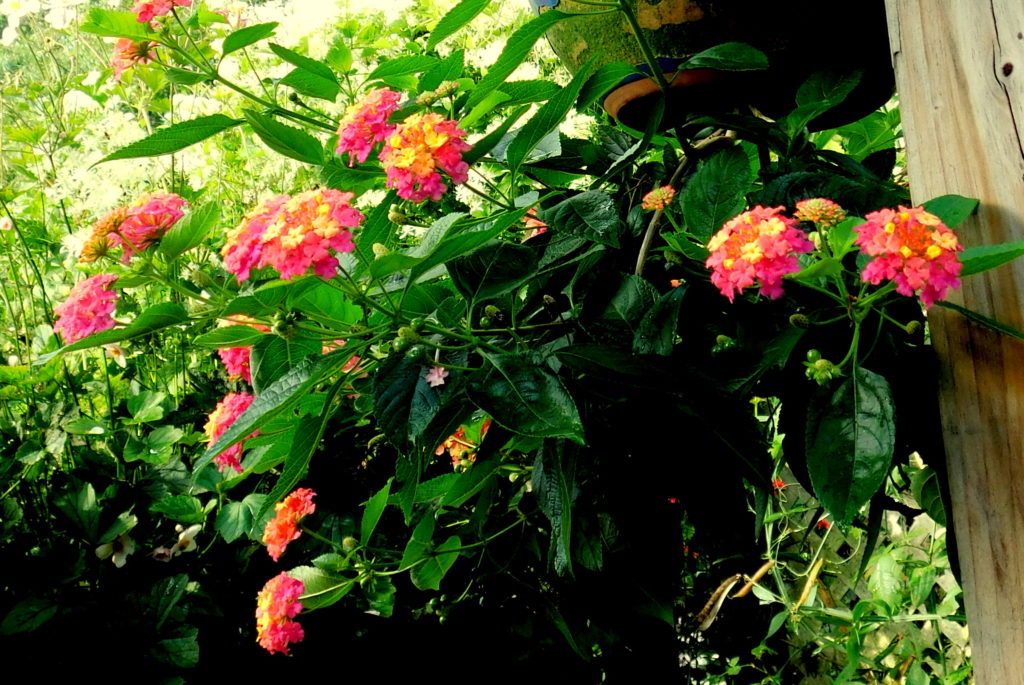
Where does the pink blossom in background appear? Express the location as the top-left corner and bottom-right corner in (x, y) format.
(203, 391), (258, 473)
(255, 572), (305, 655)
(112, 38), (157, 80)
(641, 185), (675, 211)
(132, 0), (191, 23)
(335, 88), (402, 165)
(379, 113), (470, 203)
(53, 273), (119, 343)
(108, 192), (187, 262)
(794, 197), (847, 228)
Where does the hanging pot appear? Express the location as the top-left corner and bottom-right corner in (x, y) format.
(529, 0), (894, 131)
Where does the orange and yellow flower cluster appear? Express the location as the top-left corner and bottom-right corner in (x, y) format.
(262, 488), (316, 562)
(380, 113), (471, 203)
(855, 205), (962, 308)
(80, 192), (187, 264)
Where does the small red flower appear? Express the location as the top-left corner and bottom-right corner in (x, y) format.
(816, 519), (831, 531)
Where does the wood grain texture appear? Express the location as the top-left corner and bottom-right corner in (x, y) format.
(886, 2), (1024, 681)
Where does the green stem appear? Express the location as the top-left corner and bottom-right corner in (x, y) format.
(617, 0), (669, 90)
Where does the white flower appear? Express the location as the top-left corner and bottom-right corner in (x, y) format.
(1, 22), (19, 46)
(0, 0), (39, 20)
(95, 533), (136, 568)
(174, 524), (202, 554)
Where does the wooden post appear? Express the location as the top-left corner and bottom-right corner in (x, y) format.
(885, 2), (1024, 681)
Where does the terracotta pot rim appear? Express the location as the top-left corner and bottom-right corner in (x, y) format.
(603, 67), (724, 122)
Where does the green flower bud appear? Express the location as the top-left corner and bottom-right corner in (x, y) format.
(342, 536), (359, 552)
(397, 326), (421, 343)
(790, 313), (811, 328)
(806, 349), (822, 363)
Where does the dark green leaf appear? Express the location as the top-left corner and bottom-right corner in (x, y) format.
(633, 284), (685, 355)
(196, 352), (344, 473)
(910, 466), (947, 526)
(543, 191), (620, 247)
(681, 42), (768, 72)
(427, 0), (490, 50)
(960, 240), (1024, 277)
(97, 114), (241, 164)
(159, 203), (221, 260)
(577, 62), (638, 111)
(410, 535), (461, 590)
(268, 43), (338, 83)
(194, 325), (268, 348)
(922, 194), (978, 229)
(682, 146), (753, 241)
(63, 417), (106, 435)
(1, 599), (57, 636)
(151, 495), (207, 524)
(533, 443), (573, 575)
(367, 55), (438, 81)
(36, 303), (189, 364)
(290, 565), (352, 610)
(164, 68), (210, 85)
(152, 629), (199, 668)
(373, 355), (440, 450)
(53, 482), (100, 541)
(419, 50), (465, 92)
(506, 57), (595, 173)
(400, 514), (436, 569)
(126, 390), (169, 423)
(448, 239), (538, 302)
(254, 413), (326, 521)
(782, 71), (862, 135)
(936, 300), (1024, 341)
(468, 352), (584, 442)
(806, 366), (895, 525)
(361, 478), (392, 545)
(243, 109), (324, 164)
(250, 336), (321, 393)
(464, 105), (529, 165)
(216, 501), (251, 542)
(80, 8), (158, 42)
(441, 458), (500, 507)
(588, 274), (659, 344)
(319, 160), (385, 194)
(222, 22), (278, 56)
(467, 10), (574, 109)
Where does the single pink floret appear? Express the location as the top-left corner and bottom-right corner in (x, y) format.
(705, 206), (814, 302)
(425, 365), (449, 387)
(54, 274), (119, 343)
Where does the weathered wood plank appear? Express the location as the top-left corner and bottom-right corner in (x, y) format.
(885, 2), (1024, 682)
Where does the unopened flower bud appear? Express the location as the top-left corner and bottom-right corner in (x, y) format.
(397, 326), (421, 343)
(342, 536), (358, 552)
(790, 313), (811, 328)
(372, 242), (390, 258)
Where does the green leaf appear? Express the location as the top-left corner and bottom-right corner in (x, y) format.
(681, 42), (768, 72)
(806, 366), (895, 525)
(319, 161), (385, 194)
(250, 336), (321, 394)
(1, 599), (58, 636)
(36, 302), (189, 364)
(441, 459), (501, 507)
(464, 105), (529, 165)
(467, 10), (574, 109)
(427, 0), (490, 50)
(936, 300), (1024, 342)
(152, 629), (199, 669)
(53, 482), (100, 541)
(543, 191), (620, 247)
(63, 417), (106, 435)
(222, 22), (278, 55)
(354, 191), (398, 267)
(194, 325), (268, 348)
(419, 50), (465, 92)
(373, 355), (441, 450)
(216, 501), (251, 543)
(363, 576), (396, 617)
(633, 284), (685, 355)
(127, 390), (169, 423)
(682, 146), (753, 241)
(159, 203), (221, 260)
(460, 89), (511, 128)
(468, 352), (584, 443)
(910, 466), (947, 526)
(80, 8), (158, 42)
(325, 39), (353, 74)
(782, 71), (862, 135)
(867, 549), (901, 610)
(960, 240), (1024, 277)
(243, 109), (324, 165)
(506, 57), (596, 173)
(533, 444), (573, 575)
(922, 194), (978, 229)
(448, 240), (538, 301)
(291, 566), (352, 610)
(361, 478), (392, 545)
(588, 274), (659, 345)
(400, 513), (436, 569)
(410, 535), (461, 591)
(789, 257), (843, 283)
(280, 68), (341, 101)
(164, 68), (210, 86)
(151, 495), (207, 524)
(291, 281), (363, 327)
(96, 114), (241, 164)
(268, 43), (338, 83)
(577, 62), (638, 111)
(196, 352), (344, 473)
(367, 55), (438, 81)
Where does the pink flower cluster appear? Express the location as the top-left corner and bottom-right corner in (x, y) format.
(794, 197), (847, 228)
(262, 488), (316, 562)
(132, 0), (190, 23)
(81, 193), (187, 264)
(53, 274), (119, 344)
(216, 318), (270, 384)
(855, 205), (962, 308)
(705, 206), (814, 301)
(522, 208), (548, 241)
(112, 38), (157, 80)
(255, 572), (305, 655)
(380, 113), (471, 203)
(221, 190), (362, 282)
(335, 88), (402, 166)
(203, 391), (258, 473)
(642, 185), (675, 211)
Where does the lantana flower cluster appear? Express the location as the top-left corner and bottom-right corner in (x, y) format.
(335, 89), (471, 204)
(255, 572), (305, 656)
(53, 273), (119, 343)
(112, 38), (157, 80)
(705, 205), (815, 301)
(203, 391), (259, 473)
(80, 192), (187, 264)
(132, 0), (190, 23)
(262, 488), (316, 562)
(642, 185), (675, 211)
(221, 189), (362, 282)
(855, 205), (962, 308)
(216, 318), (270, 384)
